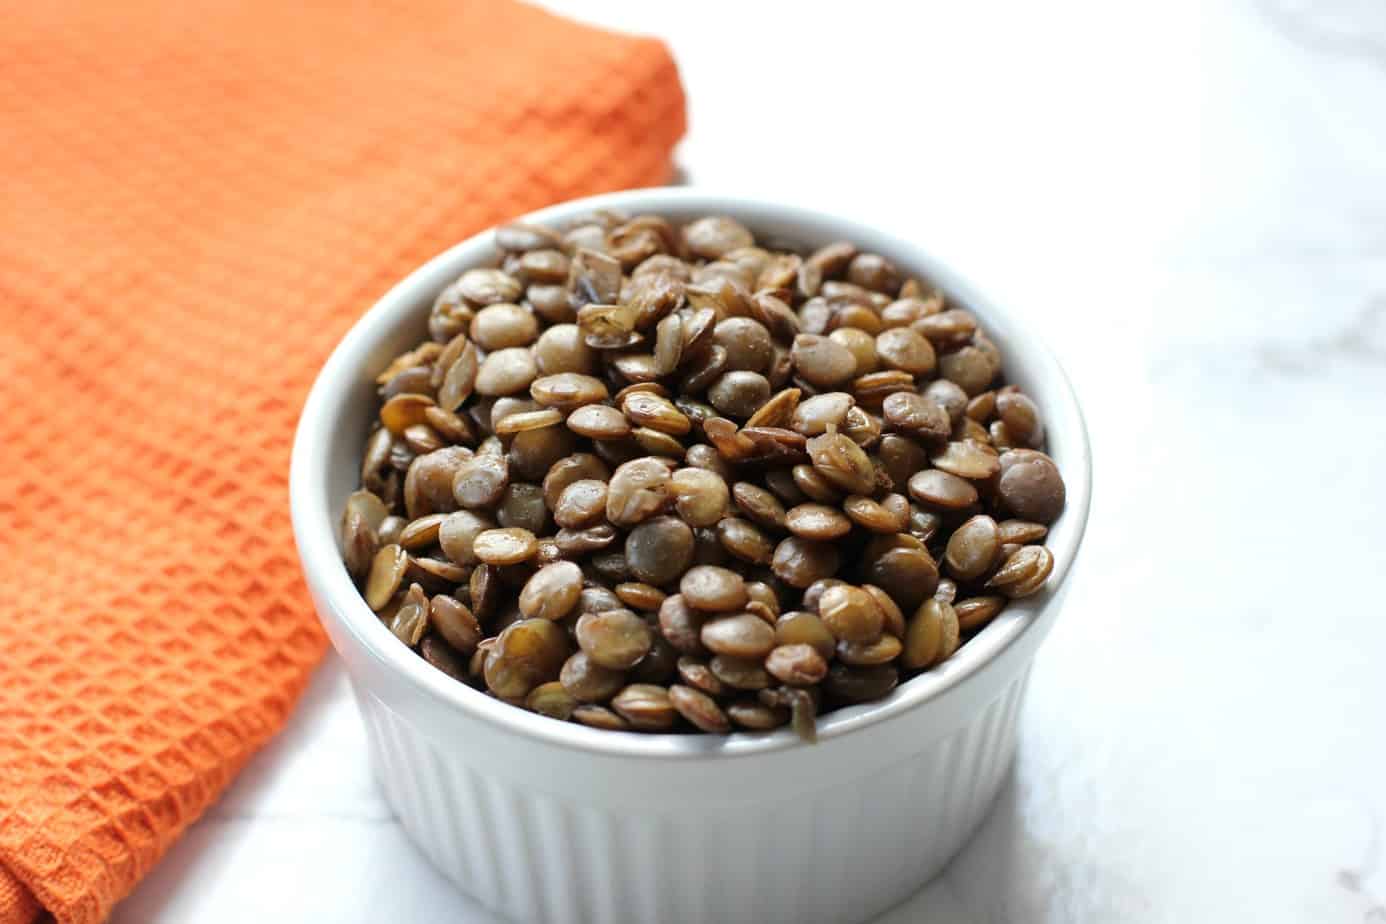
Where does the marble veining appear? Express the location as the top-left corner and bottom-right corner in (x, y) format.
(1257, 0), (1386, 70)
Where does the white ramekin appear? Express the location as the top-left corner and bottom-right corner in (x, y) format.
(290, 188), (1092, 924)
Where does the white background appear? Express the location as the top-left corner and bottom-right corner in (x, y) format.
(114, 1), (1386, 921)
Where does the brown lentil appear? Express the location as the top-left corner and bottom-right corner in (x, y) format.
(761, 468), (805, 506)
(913, 309), (978, 349)
(430, 595), (481, 654)
(452, 453), (509, 509)
(606, 457), (672, 526)
(683, 443), (733, 480)
(553, 479), (608, 529)
(847, 253), (901, 293)
(707, 371), (772, 419)
(457, 267), (523, 306)
(575, 608), (652, 670)
(907, 469), (979, 510)
(902, 599), (957, 669)
(944, 515), (1001, 582)
(518, 560), (583, 621)
(526, 682), (578, 720)
(623, 391), (691, 435)
(494, 408), (563, 435)
(930, 441), (1001, 480)
(700, 613), (777, 659)
(965, 390), (996, 421)
(709, 655), (772, 691)
(347, 210), (1067, 739)
(683, 216), (754, 259)
(799, 578), (845, 615)
(837, 634), (903, 667)
(765, 644), (829, 686)
(407, 555), (468, 589)
(773, 611), (836, 660)
(473, 348), (538, 397)
(558, 651), (623, 703)
(818, 584), (884, 643)
(957, 417), (991, 444)
(472, 527), (537, 565)
(668, 684), (731, 732)
(862, 585), (906, 639)
(745, 387), (801, 429)
(829, 327), (878, 374)
(535, 324), (598, 375)
(610, 684), (677, 731)
(875, 327), (936, 376)
(771, 536), (840, 588)
(469, 563), (501, 621)
(669, 467), (729, 527)
(714, 317), (774, 373)
(841, 406), (883, 448)
(380, 393), (435, 435)
(731, 481), (787, 530)
(877, 434), (929, 490)
(745, 581), (780, 615)
(364, 544), (408, 610)
(785, 503), (853, 541)
(923, 379), (968, 424)
(863, 535), (939, 611)
(341, 490), (388, 578)
(791, 334), (857, 388)
(726, 700), (788, 730)
(388, 583), (431, 646)
(571, 704), (629, 731)
(955, 595), (1007, 631)
(531, 372), (609, 411)
(824, 664), (899, 704)
(471, 303), (538, 351)
(997, 449), (1066, 523)
(851, 370), (915, 406)
(938, 346), (996, 395)
(680, 565), (748, 612)
(404, 446), (470, 519)
(717, 517), (776, 565)
(401, 422), (444, 454)
(624, 515), (694, 585)
(676, 656), (725, 695)
(484, 618), (571, 699)
(615, 581), (667, 612)
(541, 453), (609, 508)
(682, 348), (733, 401)
(658, 595), (707, 655)
(882, 392), (951, 445)
(805, 428), (875, 494)
(841, 493), (909, 533)
(553, 525), (617, 556)
(997, 519), (1048, 545)
(986, 544), (1055, 598)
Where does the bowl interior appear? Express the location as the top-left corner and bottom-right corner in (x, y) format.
(291, 188), (1092, 757)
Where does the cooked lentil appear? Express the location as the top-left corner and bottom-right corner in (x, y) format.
(344, 209), (1067, 740)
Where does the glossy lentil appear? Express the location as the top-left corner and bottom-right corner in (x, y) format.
(345, 210), (1068, 740)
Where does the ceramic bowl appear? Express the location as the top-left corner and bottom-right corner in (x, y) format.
(290, 187), (1092, 924)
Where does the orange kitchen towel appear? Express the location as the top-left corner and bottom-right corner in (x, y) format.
(0, 2), (685, 921)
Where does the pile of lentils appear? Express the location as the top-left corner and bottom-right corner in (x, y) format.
(341, 212), (1066, 740)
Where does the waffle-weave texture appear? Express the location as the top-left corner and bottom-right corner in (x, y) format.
(0, 3), (685, 921)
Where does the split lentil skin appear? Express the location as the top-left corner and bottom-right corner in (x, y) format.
(342, 210), (1067, 741)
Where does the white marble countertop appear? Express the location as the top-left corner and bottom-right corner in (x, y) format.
(113, 1), (1386, 920)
